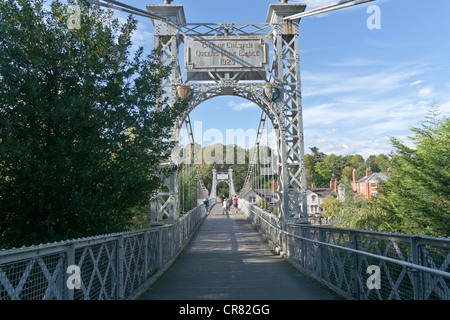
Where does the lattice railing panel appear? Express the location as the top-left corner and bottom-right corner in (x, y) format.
(419, 244), (450, 300)
(0, 204), (206, 300)
(180, 23), (272, 37)
(74, 240), (118, 300)
(323, 245), (353, 296)
(239, 200), (450, 300)
(123, 234), (147, 298)
(0, 253), (66, 300)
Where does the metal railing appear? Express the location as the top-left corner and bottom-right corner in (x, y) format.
(239, 200), (450, 300)
(0, 202), (211, 300)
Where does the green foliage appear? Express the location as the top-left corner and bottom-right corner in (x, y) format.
(257, 197), (270, 211)
(320, 107), (449, 237)
(198, 143), (249, 197)
(306, 145), (392, 188)
(320, 195), (339, 218)
(376, 108), (450, 237)
(179, 165), (198, 215)
(0, 0), (188, 248)
(327, 181), (394, 232)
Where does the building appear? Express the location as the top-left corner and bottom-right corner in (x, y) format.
(352, 168), (390, 200)
(242, 179), (338, 218)
(305, 188), (335, 217)
(242, 188), (277, 206)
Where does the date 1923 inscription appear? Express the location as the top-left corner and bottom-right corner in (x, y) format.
(186, 36), (267, 70)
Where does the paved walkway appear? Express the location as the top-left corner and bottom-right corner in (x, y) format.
(139, 204), (341, 300)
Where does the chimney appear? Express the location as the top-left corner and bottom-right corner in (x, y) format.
(271, 179), (277, 193)
(366, 167), (372, 177)
(334, 179), (338, 193)
(353, 168), (357, 182)
(312, 182), (316, 189)
(330, 179), (333, 188)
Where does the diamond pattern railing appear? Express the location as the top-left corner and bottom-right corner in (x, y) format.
(179, 23), (272, 37)
(0, 203), (207, 300)
(239, 199), (450, 300)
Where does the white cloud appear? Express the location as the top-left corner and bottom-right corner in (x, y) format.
(418, 87), (433, 97)
(302, 68), (419, 98)
(299, 59), (442, 158)
(439, 100), (450, 113)
(131, 22), (154, 49)
(227, 100), (258, 111)
(410, 80), (424, 86)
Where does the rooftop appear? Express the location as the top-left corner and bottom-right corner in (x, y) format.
(356, 172), (390, 184)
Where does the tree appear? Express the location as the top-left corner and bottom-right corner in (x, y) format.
(350, 154), (365, 168)
(376, 109), (450, 237)
(257, 197), (270, 211)
(315, 161), (333, 187)
(309, 146), (325, 163)
(320, 195), (339, 218)
(0, 0), (188, 248)
(197, 143), (250, 197)
(341, 166), (354, 181)
(304, 153), (315, 184)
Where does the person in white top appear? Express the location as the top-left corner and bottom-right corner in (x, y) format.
(222, 198), (228, 215)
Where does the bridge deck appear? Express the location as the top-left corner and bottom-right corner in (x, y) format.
(139, 204), (341, 300)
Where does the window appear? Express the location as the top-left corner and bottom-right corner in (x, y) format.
(371, 191), (377, 197)
(371, 183), (378, 189)
(311, 195), (317, 202)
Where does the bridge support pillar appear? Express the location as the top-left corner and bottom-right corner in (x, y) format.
(267, 3), (308, 223)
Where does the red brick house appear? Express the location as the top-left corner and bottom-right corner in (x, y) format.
(352, 168), (390, 200)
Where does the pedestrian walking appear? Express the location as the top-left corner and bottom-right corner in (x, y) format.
(203, 197), (209, 215)
(232, 195), (238, 213)
(222, 198), (228, 215)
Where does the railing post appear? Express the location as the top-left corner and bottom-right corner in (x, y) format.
(159, 228), (163, 270)
(300, 226), (306, 268)
(281, 222), (285, 254)
(118, 235), (124, 300)
(349, 231), (360, 299)
(411, 236), (423, 300)
(65, 243), (75, 300)
(319, 228), (326, 281)
(144, 232), (149, 281)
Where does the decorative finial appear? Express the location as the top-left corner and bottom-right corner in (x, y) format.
(163, 0), (173, 4)
(280, 0), (288, 3)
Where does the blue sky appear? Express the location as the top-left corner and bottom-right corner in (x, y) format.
(77, 1), (450, 158)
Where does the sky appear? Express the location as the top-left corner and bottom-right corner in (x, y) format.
(72, 1), (450, 159)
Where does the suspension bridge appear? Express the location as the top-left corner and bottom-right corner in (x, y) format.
(0, 1), (449, 301)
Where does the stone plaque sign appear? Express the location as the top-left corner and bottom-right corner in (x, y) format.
(185, 36), (268, 71)
(217, 173), (228, 181)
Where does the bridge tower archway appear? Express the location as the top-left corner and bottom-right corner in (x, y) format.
(148, 2), (308, 223)
(210, 168), (236, 200)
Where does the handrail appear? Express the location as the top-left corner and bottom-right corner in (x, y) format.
(239, 199), (450, 300)
(0, 203), (207, 300)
